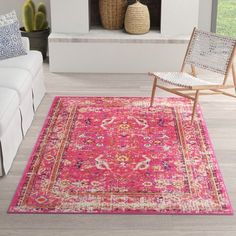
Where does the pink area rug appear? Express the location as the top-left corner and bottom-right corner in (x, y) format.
(8, 97), (233, 215)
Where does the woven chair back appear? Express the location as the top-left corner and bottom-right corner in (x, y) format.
(184, 28), (236, 75)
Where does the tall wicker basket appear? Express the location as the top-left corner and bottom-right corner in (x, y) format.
(99, 0), (127, 30)
(125, 1), (150, 35)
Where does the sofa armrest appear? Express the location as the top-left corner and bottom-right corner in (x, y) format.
(21, 37), (30, 52)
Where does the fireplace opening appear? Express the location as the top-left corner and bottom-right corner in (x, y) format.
(89, 0), (162, 31)
(90, 0), (101, 27)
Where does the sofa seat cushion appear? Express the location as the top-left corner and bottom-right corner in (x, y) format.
(0, 87), (19, 137)
(0, 50), (42, 78)
(0, 68), (32, 102)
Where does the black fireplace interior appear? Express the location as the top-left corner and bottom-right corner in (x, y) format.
(90, 0), (162, 30)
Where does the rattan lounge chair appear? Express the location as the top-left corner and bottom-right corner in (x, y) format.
(149, 28), (236, 122)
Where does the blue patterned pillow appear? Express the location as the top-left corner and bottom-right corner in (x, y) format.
(0, 11), (18, 26)
(0, 21), (27, 60)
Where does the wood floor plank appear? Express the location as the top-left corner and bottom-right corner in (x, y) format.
(1, 230), (236, 236)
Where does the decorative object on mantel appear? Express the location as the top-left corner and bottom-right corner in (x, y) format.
(99, 0), (128, 30)
(125, 0), (150, 35)
(8, 97), (233, 215)
(20, 0), (50, 59)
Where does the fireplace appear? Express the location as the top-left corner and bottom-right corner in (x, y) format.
(90, 0), (162, 30)
(49, 0), (200, 73)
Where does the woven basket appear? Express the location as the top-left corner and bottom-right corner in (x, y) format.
(99, 0), (127, 30)
(125, 1), (150, 35)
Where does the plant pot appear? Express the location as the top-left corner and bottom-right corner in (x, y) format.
(20, 27), (50, 60)
(99, 0), (127, 30)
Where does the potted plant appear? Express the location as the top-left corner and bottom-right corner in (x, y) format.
(20, 0), (50, 60)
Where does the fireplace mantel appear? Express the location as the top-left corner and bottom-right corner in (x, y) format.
(51, 0), (199, 35)
(49, 0), (200, 73)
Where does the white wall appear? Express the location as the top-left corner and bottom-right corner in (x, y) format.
(161, 0), (200, 35)
(198, 0), (213, 31)
(0, 0), (51, 27)
(51, 0), (89, 33)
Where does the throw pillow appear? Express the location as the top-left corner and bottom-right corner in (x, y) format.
(0, 21), (27, 60)
(0, 10), (18, 26)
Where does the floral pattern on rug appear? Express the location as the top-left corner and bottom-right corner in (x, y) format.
(8, 97), (233, 214)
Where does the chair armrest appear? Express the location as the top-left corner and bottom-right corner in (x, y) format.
(21, 37), (30, 52)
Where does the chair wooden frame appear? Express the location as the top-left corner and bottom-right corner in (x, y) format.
(149, 28), (236, 123)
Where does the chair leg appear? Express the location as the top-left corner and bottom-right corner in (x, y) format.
(191, 65), (197, 77)
(191, 90), (200, 123)
(150, 76), (157, 107)
(232, 64), (236, 94)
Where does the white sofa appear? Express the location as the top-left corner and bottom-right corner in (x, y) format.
(0, 37), (45, 176)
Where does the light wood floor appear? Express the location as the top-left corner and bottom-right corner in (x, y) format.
(0, 63), (236, 236)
